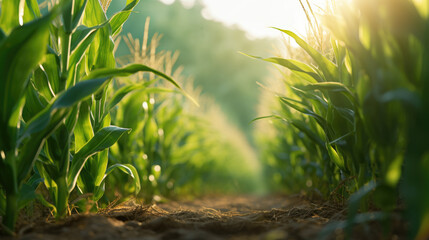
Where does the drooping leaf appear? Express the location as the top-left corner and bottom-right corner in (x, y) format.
(16, 78), (110, 182)
(278, 96), (334, 138)
(68, 126), (130, 192)
(104, 163), (141, 194)
(300, 82), (355, 100)
(33, 66), (55, 101)
(21, 78), (110, 139)
(242, 53), (322, 83)
(85, 64), (199, 106)
(274, 28), (339, 82)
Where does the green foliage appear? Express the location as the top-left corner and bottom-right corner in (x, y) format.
(0, 0), (262, 234)
(0, 0), (186, 232)
(255, 0), (429, 238)
(108, 0), (273, 134)
(106, 31), (263, 202)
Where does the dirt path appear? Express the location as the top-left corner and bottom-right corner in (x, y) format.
(2, 195), (405, 240)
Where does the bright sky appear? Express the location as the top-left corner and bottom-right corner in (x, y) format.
(158, 0), (328, 38)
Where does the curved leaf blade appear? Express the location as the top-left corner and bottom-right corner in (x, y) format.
(242, 52), (322, 83)
(22, 77), (110, 139)
(104, 163), (141, 195)
(85, 64), (199, 106)
(274, 28), (338, 82)
(68, 126), (131, 192)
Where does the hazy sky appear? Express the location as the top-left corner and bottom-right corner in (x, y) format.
(158, 0), (328, 38)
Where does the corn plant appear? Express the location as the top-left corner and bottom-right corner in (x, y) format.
(253, 0), (429, 238)
(0, 0), (188, 232)
(105, 29), (262, 201)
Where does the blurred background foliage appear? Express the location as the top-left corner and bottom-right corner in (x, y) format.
(105, 28), (264, 202)
(107, 0), (274, 137)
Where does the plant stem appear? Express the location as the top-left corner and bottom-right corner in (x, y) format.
(3, 193), (18, 233)
(55, 176), (69, 219)
(60, 31), (71, 91)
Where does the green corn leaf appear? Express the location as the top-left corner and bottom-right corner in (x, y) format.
(83, 0), (115, 70)
(325, 143), (346, 171)
(74, 102), (94, 152)
(242, 53), (322, 83)
(68, 126), (131, 193)
(251, 114), (325, 149)
(72, 0), (89, 30)
(0, 10), (55, 148)
(33, 66), (55, 101)
(17, 174), (43, 210)
(92, 149), (109, 189)
(77, 149), (109, 200)
(21, 78), (110, 139)
(0, 0), (20, 33)
(109, 0), (140, 37)
(299, 82), (358, 108)
(65, 105), (80, 135)
(290, 86), (329, 110)
(105, 85), (178, 119)
(45, 125), (71, 176)
(22, 81), (49, 122)
(70, 24), (106, 52)
(345, 181), (378, 238)
(62, 1), (74, 33)
(63, 0), (88, 32)
(380, 88), (422, 110)
(104, 163), (141, 195)
(274, 28), (338, 82)
(104, 83), (152, 116)
(16, 78), (110, 182)
(290, 119), (325, 148)
(36, 194), (57, 216)
(78, 112), (111, 196)
(250, 115), (284, 123)
(300, 82), (354, 96)
(83, 0), (108, 27)
(84, 64), (199, 106)
(278, 96), (333, 137)
(69, 23), (107, 67)
(42, 53), (61, 95)
(22, 0), (42, 23)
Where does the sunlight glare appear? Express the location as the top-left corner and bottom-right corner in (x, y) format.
(159, 0), (174, 5)
(158, 129), (164, 137)
(142, 101), (148, 110)
(149, 175), (155, 181)
(180, 0), (196, 9)
(158, 0), (331, 38)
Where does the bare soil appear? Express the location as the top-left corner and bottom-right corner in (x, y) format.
(1, 195), (406, 240)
